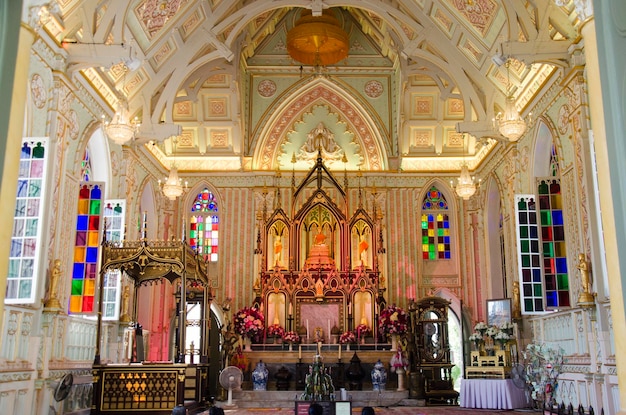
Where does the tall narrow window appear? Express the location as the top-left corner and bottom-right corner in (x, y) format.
(516, 146), (570, 313)
(189, 188), (219, 262)
(6, 139), (49, 303)
(421, 186), (450, 260)
(102, 200), (125, 320)
(70, 183), (104, 314)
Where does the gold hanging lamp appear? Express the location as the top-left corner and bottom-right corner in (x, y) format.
(287, 9), (349, 66)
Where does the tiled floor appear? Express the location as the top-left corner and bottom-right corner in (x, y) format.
(195, 406), (540, 415)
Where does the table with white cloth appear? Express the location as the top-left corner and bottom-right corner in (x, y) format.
(460, 378), (529, 409)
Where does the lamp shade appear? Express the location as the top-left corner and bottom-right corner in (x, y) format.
(287, 9), (349, 66)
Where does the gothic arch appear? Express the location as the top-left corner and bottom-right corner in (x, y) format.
(252, 79), (387, 171)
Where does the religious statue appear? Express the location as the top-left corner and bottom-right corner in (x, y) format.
(120, 285), (132, 322)
(274, 235), (283, 267)
(44, 259), (62, 309)
(222, 322), (239, 367)
(577, 253), (595, 304)
(512, 281), (522, 320)
(314, 231), (327, 245)
(315, 278), (325, 300)
(358, 234), (369, 266)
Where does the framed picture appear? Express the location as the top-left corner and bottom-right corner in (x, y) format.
(487, 298), (512, 327)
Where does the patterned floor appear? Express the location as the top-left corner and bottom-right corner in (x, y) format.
(196, 406), (540, 415)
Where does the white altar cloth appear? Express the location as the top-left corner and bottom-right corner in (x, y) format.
(460, 378), (529, 409)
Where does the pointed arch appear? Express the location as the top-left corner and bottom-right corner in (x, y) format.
(252, 79), (387, 171)
(184, 181), (223, 262)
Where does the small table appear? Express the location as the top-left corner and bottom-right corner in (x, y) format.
(460, 378), (529, 409)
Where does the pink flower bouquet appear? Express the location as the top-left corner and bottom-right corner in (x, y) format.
(339, 330), (356, 344)
(233, 306), (264, 338)
(378, 304), (408, 337)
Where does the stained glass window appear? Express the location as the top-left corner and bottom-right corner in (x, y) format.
(70, 183), (104, 314)
(81, 148), (92, 182)
(516, 146), (570, 313)
(421, 186), (450, 260)
(515, 195), (543, 313)
(6, 139), (49, 303)
(189, 188), (219, 262)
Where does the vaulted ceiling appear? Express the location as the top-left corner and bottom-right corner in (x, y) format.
(44, 0), (581, 173)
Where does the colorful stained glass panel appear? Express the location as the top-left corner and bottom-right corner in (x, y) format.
(70, 182), (104, 314)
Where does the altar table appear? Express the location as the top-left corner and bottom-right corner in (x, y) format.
(460, 378), (529, 409)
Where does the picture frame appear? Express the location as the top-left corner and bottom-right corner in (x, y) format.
(487, 298), (512, 327)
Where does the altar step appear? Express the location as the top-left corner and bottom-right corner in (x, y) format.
(226, 390), (413, 408)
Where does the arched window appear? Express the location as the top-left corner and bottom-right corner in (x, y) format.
(516, 145), (570, 313)
(7, 140), (50, 303)
(421, 186), (451, 260)
(189, 188), (219, 262)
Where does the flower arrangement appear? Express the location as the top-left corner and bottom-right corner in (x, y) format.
(494, 330), (510, 346)
(282, 331), (301, 343)
(378, 304), (408, 337)
(355, 323), (370, 338)
(267, 323), (285, 338)
(474, 321), (488, 333)
(485, 326), (499, 339)
(339, 330), (356, 344)
(389, 348), (409, 372)
(233, 306), (264, 338)
(469, 332), (483, 346)
(499, 321), (515, 334)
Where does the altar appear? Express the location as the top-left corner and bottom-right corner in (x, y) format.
(253, 155), (385, 346)
(460, 378), (529, 409)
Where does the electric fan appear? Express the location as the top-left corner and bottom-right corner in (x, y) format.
(219, 366), (243, 407)
(510, 363), (532, 408)
(53, 373), (74, 402)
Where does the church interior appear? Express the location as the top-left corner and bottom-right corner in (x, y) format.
(1, 0), (626, 414)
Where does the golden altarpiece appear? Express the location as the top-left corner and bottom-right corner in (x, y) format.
(254, 154), (386, 344)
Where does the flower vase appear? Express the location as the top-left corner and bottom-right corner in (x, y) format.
(390, 334), (398, 351)
(346, 343), (351, 351)
(288, 342), (293, 352)
(243, 336), (252, 352)
(360, 337), (366, 345)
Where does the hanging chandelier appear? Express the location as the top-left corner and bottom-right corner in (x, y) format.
(451, 134), (478, 200)
(102, 100), (140, 146)
(453, 163), (477, 200)
(286, 9), (349, 66)
(160, 166), (187, 201)
(494, 59), (527, 142)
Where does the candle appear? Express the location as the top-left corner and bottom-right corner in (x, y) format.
(338, 344), (341, 360)
(348, 303), (352, 315)
(299, 344), (302, 359)
(306, 319), (309, 340)
(288, 302), (293, 316)
(327, 320), (331, 342)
